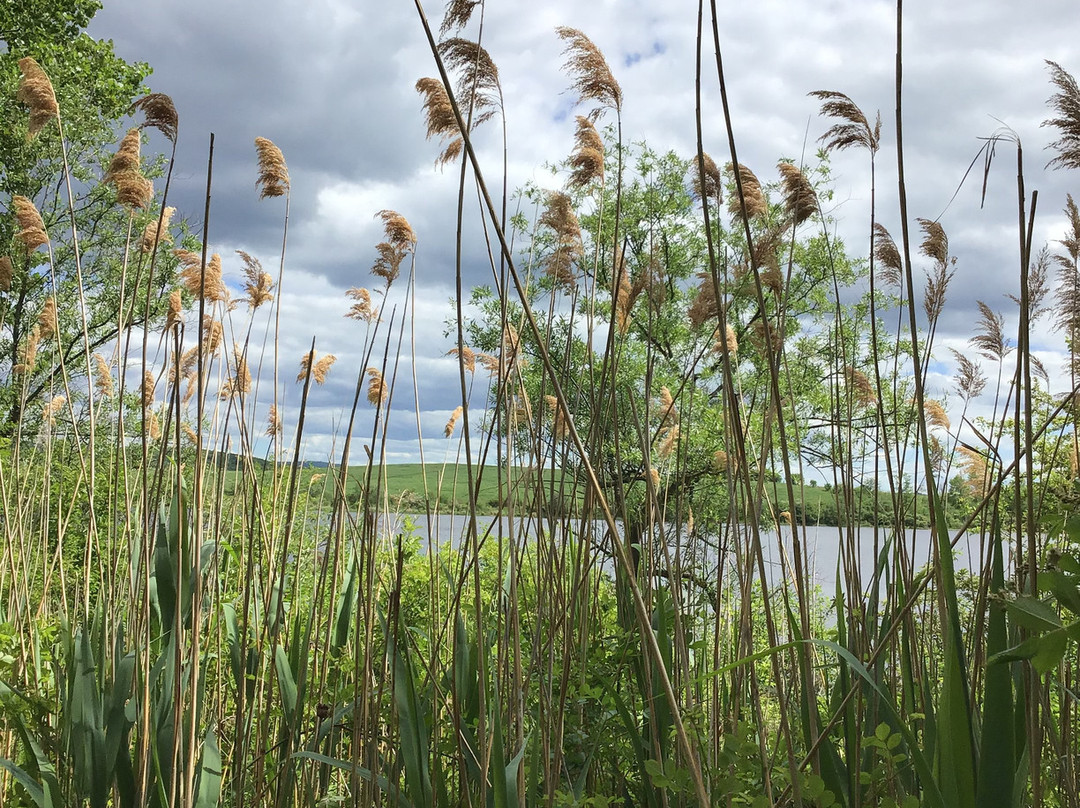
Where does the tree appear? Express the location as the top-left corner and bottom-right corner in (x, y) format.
(1, 0), (182, 435)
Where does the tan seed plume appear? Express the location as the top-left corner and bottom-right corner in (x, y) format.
(778, 161), (817, 226)
(345, 287), (379, 322)
(44, 394), (66, 426)
(555, 27), (622, 120)
(371, 210), (416, 285)
(105, 128), (153, 209)
(237, 250), (274, 309)
(440, 0), (480, 34)
(615, 262), (633, 334)
(447, 345), (476, 373)
(1044, 61), (1080, 171)
(416, 77), (463, 167)
(313, 354), (336, 384)
(14, 325), (40, 373)
(201, 316), (223, 355)
(0, 256), (12, 292)
(809, 89), (881, 154)
(366, 367), (388, 405)
(180, 251), (227, 302)
(147, 410), (161, 441)
(140, 206), (175, 253)
(445, 405), (463, 437)
(845, 366), (876, 406)
(37, 297), (57, 341)
(727, 163), (767, 220)
(254, 137), (290, 198)
(540, 191), (583, 287)
(923, 399), (950, 430)
(141, 370), (156, 408)
(13, 196), (48, 252)
(438, 37), (500, 128)
(691, 152), (722, 203)
(658, 385), (677, 426)
(569, 115), (604, 188)
(165, 289), (183, 331)
(132, 93), (178, 143)
(545, 394), (570, 440)
(657, 424), (679, 459)
(93, 353), (114, 398)
(16, 57), (58, 137)
(872, 223), (903, 287)
(266, 404), (282, 438)
(688, 274), (718, 328)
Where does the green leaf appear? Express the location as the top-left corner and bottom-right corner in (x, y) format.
(193, 726), (223, 808)
(999, 595), (1063, 633)
(275, 644), (297, 722)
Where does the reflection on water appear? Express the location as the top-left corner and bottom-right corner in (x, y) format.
(370, 513), (1000, 600)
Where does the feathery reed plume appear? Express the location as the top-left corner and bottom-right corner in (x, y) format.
(13, 326), (40, 374)
(958, 446), (990, 498)
(1054, 194), (1080, 337)
(37, 296), (57, 341)
(647, 467), (661, 489)
(182, 423), (199, 446)
(13, 196), (48, 252)
(179, 251), (227, 302)
(726, 163), (767, 220)
(440, 0), (480, 33)
(923, 399), (950, 430)
(555, 27), (622, 120)
(147, 410), (161, 441)
(917, 218), (949, 266)
(313, 353), (336, 384)
(44, 394), (66, 426)
(712, 449), (736, 474)
(845, 366), (877, 406)
(371, 210), (416, 285)
(0, 256), (11, 292)
(950, 349), (987, 401)
(345, 287), (379, 322)
(658, 385), (678, 426)
(438, 37), (501, 126)
(1044, 61), (1080, 170)
(16, 57), (58, 137)
(569, 115), (605, 188)
(778, 162), (817, 226)
(755, 232), (785, 294)
(93, 353), (114, 398)
(141, 370), (156, 408)
(254, 137), (290, 198)
(539, 191), (583, 287)
(132, 93), (178, 143)
(691, 152), (722, 203)
(140, 206), (175, 253)
(447, 345), (476, 373)
(751, 318), (780, 353)
(872, 223), (903, 286)
(688, 273), (718, 328)
(105, 128), (153, 209)
(201, 315), (223, 355)
(162, 287), (181, 330)
(545, 394), (570, 440)
(972, 301), (1010, 360)
(712, 323), (738, 355)
(416, 77), (463, 167)
(237, 250), (274, 309)
(1014, 246), (1052, 319)
(232, 344), (252, 395)
(615, 262), (633, 334)
(658, 424), (680, 460)
(266, 404), (282, 438)
(445, 405), (463, 437)
(809, 89), (881, 153)
(366, 367), (388, 405)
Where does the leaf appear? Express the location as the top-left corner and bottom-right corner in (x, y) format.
(275, 644), (297, 722)
(193, 726), (223, 808)
(999, 595), (1063, 633)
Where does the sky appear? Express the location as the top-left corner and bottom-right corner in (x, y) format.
(83, 0), (1080, 466)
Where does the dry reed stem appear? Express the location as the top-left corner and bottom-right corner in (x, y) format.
(16, 57), (58, 137)
(555, 27), (622, 119)
(13, 196), (48, 252)
(254, 137), (290, 198)
(132, 93), (178, 142)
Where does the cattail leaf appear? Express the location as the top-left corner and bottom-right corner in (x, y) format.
(193, 726), (223, 808)
(332, 555), (359, 653)
(275, 644), (298, 723)
(388, 625), (433, 808)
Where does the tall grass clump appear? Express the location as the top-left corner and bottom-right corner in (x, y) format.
(1, 4), (1080, 808)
